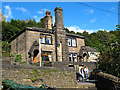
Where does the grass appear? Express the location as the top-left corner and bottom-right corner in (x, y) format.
(21, 68), (24, 72)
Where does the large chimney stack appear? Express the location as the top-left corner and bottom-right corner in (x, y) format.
(44, 10), (52, 29)
(54, 7), (64, 29)
(54, 7), (69, 62)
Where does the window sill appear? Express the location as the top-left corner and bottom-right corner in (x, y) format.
(68, 46), (77, 48)
(41, 43), (53, 45)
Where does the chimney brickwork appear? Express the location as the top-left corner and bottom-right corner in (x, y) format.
(54, 7), (69, 62)
(44, 11), (52, 29)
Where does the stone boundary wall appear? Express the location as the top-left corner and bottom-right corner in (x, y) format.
(96, 72), (120, 90)
(2, 56), (96, 88)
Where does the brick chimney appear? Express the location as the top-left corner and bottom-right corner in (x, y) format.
(26, 18), (28, 22)
(44, 10), (52, 29)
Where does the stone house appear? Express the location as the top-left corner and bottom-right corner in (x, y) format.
(80, 46), (99, 62)
(10, 7), (85, 64)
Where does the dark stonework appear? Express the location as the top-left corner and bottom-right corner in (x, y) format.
(54, 7), (69, 62)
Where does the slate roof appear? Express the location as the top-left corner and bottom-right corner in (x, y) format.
(66, 33), (85, 39)
(10, 27), (54, 42)
(26, 27), (54, 33)
(81, 46), (97, 52)
(10, 27), (85, 42)
(85, 46), (97, 52)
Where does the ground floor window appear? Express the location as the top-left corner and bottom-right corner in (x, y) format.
(42, 51), (52, 62)
(69, 53), (77, 62)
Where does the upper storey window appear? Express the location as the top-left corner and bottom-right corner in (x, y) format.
(72, 38), (76, 47)
(40, 34), (45, 43)
(67, 38), (77, 47)
(40, 34), (52, 44)
(46, 35), (51, 44)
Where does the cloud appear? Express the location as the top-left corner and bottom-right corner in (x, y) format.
(38, 8), (49, 15)
(84, 9), (94, 14)
(52, 16), (55, 25)
(15, 7), (27, 12)
(33, 15), (42, 22)
(38, 11), (43, 14)
(90, 18), (96, 23)
(66, 25), (98, 34)
(4, 5), (13, 19)
(111, 6), (116, 10)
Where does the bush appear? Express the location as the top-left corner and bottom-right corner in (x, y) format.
(15, 54), (22, 62)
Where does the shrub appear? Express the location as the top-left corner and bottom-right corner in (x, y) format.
(15, 54), (22, 62)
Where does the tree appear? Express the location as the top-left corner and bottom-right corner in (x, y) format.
(98, 26), (120, 77)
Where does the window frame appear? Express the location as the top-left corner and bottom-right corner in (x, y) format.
(67, 37), (77, 47)
(42, 51), (52, 62)
(46, 35), (52, 44)
(40, 34), (45, 43)
(69, 53), (78, 62)
(40, 34), (52, 45)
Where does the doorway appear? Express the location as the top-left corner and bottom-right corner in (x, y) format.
(33, 49), (39, 63)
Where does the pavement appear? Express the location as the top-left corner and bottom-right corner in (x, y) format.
(78, 80), (97, 90)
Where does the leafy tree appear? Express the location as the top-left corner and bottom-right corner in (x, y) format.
(98, 26), (120, 77)
(2, 41), (10, 52)
(65, 28), (70, 33)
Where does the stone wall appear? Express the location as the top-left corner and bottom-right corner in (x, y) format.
(11, 31), (26, 61)
(68, 37), (85, 61)
(54, 7), (69, 62)
(26, 30), (56, 63)
(26, 30), (40, 63)
(96, 72), (120, 90)
(2, 56), (96, 89)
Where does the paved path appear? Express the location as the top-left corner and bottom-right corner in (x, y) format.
(78, 80), (97, 90)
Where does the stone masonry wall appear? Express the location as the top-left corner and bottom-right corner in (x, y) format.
(26, 30), (56, 63)
(11, 32), (26, 61)
(54, 7), (69, 62)
(68, 38), (85, 61)
(26, 30), (40, 63)
(2, 57), (96, 89)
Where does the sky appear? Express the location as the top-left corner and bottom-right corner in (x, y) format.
(2, 2), (119, 33)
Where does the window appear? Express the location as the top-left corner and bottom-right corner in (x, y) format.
(46, 35), (51, 44)
(69, 53), (73, 62)
(40, 34), (45, 43)
(72, 38), (76, 47)
(42, 51), (52, 62)
(68, 38), (71, 46)
(73, 53), (77, 62)
(69, 53), (78, 62)
(67, 38), (77, 47)
(40, 34), (52, 44)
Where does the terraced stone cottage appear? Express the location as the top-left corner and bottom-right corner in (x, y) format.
(10, 7), (86, 64)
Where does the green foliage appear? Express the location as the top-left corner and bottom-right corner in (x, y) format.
(30, 77), (37, 82)
(2, 41), (10, 52)
(2, 79), (42, 89)
(2, 18), (44, 42)
(98, 25), (120, 77)
(15, 54), (22, 62)
(21, 68), (24, 72)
